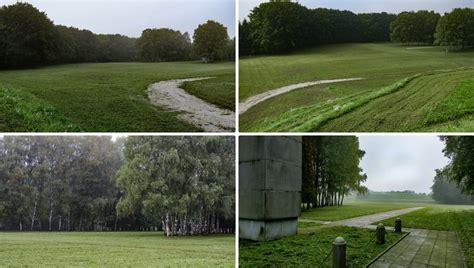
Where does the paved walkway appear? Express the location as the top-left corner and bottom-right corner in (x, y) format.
(369, 228), (466, 268)
(330, 207), (424, 227)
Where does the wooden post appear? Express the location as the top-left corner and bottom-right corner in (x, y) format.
(332, 237), (346, 268)
(395, 218), (402, 233)
(376, 223), (385, 244)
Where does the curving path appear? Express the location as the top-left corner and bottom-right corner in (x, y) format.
(148, 77), (235, 132)
(239, 78), (364, 114)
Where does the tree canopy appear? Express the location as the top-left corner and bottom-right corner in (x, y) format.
(440, 136), (474, 195)
(435, 8), (474, 50)
(390, 11), (440, 44)
(193, 20), (229, 62)
(431, 167), (474, 204)
(0, 136), (235, 235)
(302, 136), (367, 209)
(137, 28), (192, 62)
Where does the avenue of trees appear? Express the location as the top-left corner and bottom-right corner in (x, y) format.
(0, 2), (232, 69)
(301, 136), (368, 209)
(0, 136), (235, 235)
(240, 1), (474, 55)
(431, 168), (474, 205)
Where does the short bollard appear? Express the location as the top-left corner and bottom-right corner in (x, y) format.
(395, 218), (402, 233)
(376, 223), (385, 244)
(332, 237), (346, 268)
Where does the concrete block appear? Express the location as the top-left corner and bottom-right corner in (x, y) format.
(239, 219), (297, 241)
(265, 191), (301, 219)
(239, 136), (264, 162)
(266, 160), (302, 191)
(239, 191), (265, 219)
(239, 160), (265, 191)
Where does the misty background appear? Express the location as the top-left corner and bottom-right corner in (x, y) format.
(358, 136), (449, 194)
(1, 0), (235, 38)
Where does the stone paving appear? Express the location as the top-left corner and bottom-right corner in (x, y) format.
(369, 228), (466, 268)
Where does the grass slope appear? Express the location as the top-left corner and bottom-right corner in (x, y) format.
(239, 43), (474, 132)
(377, 205), (474, 267)
(240, 226), (403, 267)
(0, 62), (234, 132)
(0, 232), (235, 267)
(181, 73), (235, 111)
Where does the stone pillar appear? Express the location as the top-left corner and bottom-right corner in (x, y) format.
(239, 136), (302, 241)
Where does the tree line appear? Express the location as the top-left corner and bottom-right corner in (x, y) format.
(240, 1), (474, 55)
(0, 3), (233, 69)
(301, 136), (368, 209)
(0, 136), (235, 235)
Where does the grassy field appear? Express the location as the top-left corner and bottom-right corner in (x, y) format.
(301, 201), (417, 221)
(0, 62), (234, 132)
(348, 191), (434, 203)
(0, 232), (235, 267)
(377, 204), (474, 267)
(239, 43), (474, 132)
(240, 226), (403, 267)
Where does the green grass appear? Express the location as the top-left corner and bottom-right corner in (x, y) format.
(349, 191), (434, 203)
(377, 204), (474, 267)
(0, 232), (235, 267)
(239, 226), (403, 267)
(181, 73), (235, 111)
(239, 43), (474, 132)
(301, 201), (417, 221)
(0, 62), (234, 132)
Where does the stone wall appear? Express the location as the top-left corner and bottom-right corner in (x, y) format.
(239, 136), (302, 241)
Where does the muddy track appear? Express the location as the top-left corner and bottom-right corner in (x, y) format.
(148, 77), (235, 132)
(239, 78), (364, 114)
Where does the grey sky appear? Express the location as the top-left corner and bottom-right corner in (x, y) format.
(358, 135), (449, 194)
(240, 0), (474, 21)
(2, 0), (235, 38)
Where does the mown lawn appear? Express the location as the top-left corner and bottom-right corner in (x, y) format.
(377, 204), (474, 268)
(182, 73), (235, 111)
(0, 232), (235, 267)
(0, 62), (234, 132)
(240, 226), (403, 267)
(239, 43), (474, 132)
(300, 201), (418, 221)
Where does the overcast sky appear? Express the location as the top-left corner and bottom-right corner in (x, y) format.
(358, 135), (449, 194)
(240, 0), (474, 21)
(2, 0), (235, 38)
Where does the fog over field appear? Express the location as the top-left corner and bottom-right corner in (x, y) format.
(240, 0), (474, 20)
(1, 0), (235, 37)
(358, 136), (449, 194)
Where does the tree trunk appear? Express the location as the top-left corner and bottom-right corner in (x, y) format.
(30, 198), (38, 231)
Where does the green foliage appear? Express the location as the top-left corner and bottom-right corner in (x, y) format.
(440, 136), (474, 194)
(240, 226), (403, 267)
(0, 62), (234, 132)
(378, 205), (474, 268)
(193, 20), (229, 62)
(435, 8), (474, 50)
(352, 191), (434, 203)
(181, 73), (235, 111)
(431, 168), (474, 204)
(0, 232), (234, 267)
(390, 11), (440, 44)
(137, 28), (192, 62)
(0, 2), (59, 68)
(116, 136), (235, 236)
(302, 136), (367, 208)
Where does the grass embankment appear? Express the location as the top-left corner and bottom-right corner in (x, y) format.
(0, 232), (235, 267)
(239, 43), (474, 131)
(181, 73), (235, 111)
(0, 62), (234, 132)
(240, 226), (403, 267)
(377, 204), (474, 268)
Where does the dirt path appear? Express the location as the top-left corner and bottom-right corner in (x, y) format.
(147, 77), (235, 132)
(330, 207), (424, 228)
(239, 78), (364, 114)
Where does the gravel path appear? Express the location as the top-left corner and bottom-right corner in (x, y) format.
(330, 207), (424, 228)
(239, 77), (364, 114)
(147, 77), (235, 132)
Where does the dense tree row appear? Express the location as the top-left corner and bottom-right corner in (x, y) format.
(431, 167), (474, 205)
(239, 1), (396, 55)
(240, 1), (474, 55)
(0, 3), (233, 69)
(301, 136), (367, 209)
(439, 136), (474, 195)
(0, 136), (235, 235)
(116, 136), (235, 236)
